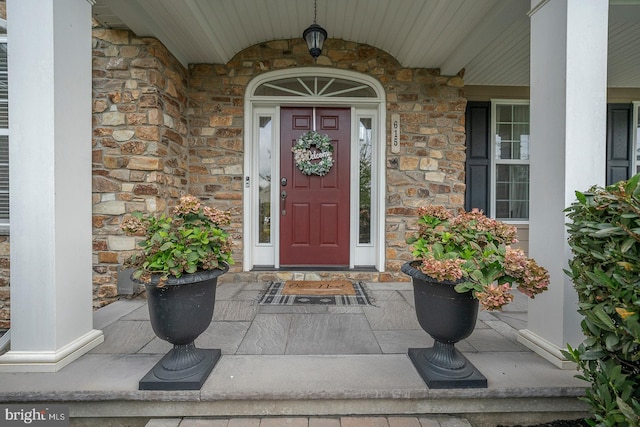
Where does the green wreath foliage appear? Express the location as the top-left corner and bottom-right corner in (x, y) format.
(292, 131), (334, 176)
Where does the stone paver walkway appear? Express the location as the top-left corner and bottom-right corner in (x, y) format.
(93, 281), (530, 358)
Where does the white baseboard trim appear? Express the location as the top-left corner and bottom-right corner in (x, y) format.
(0, 329), (104, 372)
(518, 329), (576, 370)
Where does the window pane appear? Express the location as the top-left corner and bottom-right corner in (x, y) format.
(497, 123), (512, 141)
(495, 103), (530, 161)
(513, 124), (529, 160)
(498, 139), (528, 160)
(0, 42), (7, 225)
(258, 117), (272, 244)
(495, 200), (510, 219)
(496, 105), (512, 122)
(496, 182), (509, 199)
(513, 105), (529, 122)
(359, 118), (372, 244)
(513, 124), (529, 140)
(0, 136), (8, 222)
(500, 140), (514, 160)
(495, 164), (529, 220)
(0, 43), (6, 128)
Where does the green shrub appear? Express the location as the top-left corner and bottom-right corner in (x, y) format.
(564, 175), (640, 427)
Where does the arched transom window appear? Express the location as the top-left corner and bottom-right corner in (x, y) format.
(254, 76), (378, 98)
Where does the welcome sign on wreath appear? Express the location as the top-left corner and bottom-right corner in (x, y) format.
(292, 131), (334, 176)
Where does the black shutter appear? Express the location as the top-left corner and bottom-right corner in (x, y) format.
(465, 102), (491, 215)
(606, 103), (634, 185)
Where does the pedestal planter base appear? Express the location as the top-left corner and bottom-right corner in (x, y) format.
(403, 260), (487, 389)
(137, 266), (228, 391)
(409, 347), (487, 389)
(139, 348), (221, 390)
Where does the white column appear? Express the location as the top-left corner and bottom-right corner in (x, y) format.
(518, 0), (608, 368)
(0, 0), (103, 372)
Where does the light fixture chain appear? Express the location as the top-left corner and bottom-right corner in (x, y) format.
(303, 0), (326, 60)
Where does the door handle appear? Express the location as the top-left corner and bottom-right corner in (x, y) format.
(281, 190), (287, 216)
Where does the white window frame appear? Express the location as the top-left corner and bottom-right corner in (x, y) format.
(0, 34), (8, 234)
(352, 110), (377, 266)
(490, 99), (530, 224)
(251, 108), (278, 266)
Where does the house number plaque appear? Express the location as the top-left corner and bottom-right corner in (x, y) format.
(391, 113), (400, 154)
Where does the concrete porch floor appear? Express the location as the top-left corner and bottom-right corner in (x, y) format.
(0, 281), (589, 426)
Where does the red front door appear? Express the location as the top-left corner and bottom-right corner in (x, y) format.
(280, 107), (350, 266)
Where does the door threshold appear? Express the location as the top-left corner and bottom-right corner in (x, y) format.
(251, 266), (378, 272)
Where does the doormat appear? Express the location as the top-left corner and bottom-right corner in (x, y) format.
(282, 280), (355, 295)
(258, 281), (373, 306)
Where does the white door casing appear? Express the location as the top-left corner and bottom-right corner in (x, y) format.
(243, 68), (386, 271)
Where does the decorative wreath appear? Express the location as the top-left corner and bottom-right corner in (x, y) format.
(291, 131), (334, 176)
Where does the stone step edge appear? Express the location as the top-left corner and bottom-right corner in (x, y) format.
(13, 394), (589, 420)
(0, 386), (587, 402)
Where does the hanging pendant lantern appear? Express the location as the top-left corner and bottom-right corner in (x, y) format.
(303, 0), (327, 60)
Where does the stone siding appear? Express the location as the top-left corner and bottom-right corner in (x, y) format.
(187, 39), (466, 283)
(0, 26), (467, 326)
(91, 23), (189, 307)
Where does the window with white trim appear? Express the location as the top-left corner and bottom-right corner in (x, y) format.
(470, 100), (637, 220)
(492, 100), (530, 221)
(0, 35), (8, 233)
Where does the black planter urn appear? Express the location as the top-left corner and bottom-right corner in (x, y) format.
(402, 261), (487, 389)
(138, 264), (228, 390)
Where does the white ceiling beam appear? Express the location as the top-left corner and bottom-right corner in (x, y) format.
(440, 0), (529, 76)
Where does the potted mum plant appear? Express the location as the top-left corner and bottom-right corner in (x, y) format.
(402, 205), (550, 388)
(121, 194), (234, 390)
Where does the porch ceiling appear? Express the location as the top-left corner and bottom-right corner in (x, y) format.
(92, 0), (640, 87)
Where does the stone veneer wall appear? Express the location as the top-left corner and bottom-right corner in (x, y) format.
(91, 24), (189, 307)
(187, 39), (467, 283)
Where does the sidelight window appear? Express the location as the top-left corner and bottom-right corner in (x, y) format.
(257, 116), (273, 244)
(358, 118), (372, 244)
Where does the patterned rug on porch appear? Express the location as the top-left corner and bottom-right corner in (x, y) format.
(258, 280), (373, 306)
